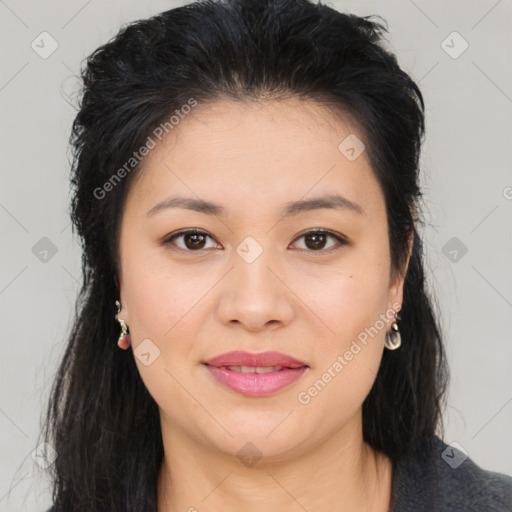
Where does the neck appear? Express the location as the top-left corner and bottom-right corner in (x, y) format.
(156, 411), (393, 512)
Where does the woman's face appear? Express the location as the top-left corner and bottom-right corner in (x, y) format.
(118, 98), (409, 461)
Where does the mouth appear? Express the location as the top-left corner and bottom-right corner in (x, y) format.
(203, 350), (308, 369)
(202, 361), (309, 397)
(204, 364), (306, 373)
(202, 350), (309, 397)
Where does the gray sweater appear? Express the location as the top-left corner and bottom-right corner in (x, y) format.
(390, 436), (512, 511)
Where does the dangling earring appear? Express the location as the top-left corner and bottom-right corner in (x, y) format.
(115, 300), (131, 350)
(384, 309), (401, 350)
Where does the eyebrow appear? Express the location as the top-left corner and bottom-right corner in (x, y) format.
(146, 193), (365, 218)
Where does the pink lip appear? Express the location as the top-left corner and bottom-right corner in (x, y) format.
(203, 351), (309, 397)
(204, 365), (308, 397)
(204, 350), (307, 368)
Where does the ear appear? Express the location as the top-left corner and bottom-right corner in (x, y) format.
(116, 272), (130, 324)
(388, 231), (413, 309)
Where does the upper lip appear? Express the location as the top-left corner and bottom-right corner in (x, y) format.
(204, 351), (308, 369)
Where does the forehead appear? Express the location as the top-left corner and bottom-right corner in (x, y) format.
(124, 98), (384, 220)
(165, 97), (363, 154)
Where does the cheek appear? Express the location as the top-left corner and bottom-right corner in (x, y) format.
(296, 271), (389, 419)
(121, 238), (206, 339)
(293, 248), (390, 402)
(122, 259), (206, 412)
(295, 249), (391, 346)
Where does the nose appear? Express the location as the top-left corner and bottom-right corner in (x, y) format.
(216, 245), (295, 332)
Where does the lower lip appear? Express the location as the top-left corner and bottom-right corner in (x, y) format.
(204, 364), (308, 397)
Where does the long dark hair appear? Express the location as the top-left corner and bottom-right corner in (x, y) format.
(41, 0), (449, 510)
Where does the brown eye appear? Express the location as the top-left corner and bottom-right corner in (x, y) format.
(292, 230), (347, 252)
(163, 229), (218, 251)
(305, 232), (327, 250)
(182, 232), (207, 250)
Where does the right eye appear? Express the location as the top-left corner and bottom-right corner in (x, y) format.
(162, 228), (221, 252)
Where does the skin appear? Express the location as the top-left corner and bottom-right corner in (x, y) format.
(117, 98), (412, 512)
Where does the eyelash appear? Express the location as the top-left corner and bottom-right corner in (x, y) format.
(161, 228), (347, 254)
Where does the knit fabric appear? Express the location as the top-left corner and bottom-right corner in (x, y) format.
(390, 436), (512, 511)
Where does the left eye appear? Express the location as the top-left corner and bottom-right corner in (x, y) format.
(291, 230), (347, 252)
(162, 229), (347, 253)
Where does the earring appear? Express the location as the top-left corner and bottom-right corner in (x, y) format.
(384, 309), (401, 350)
(115, 300), (131, 350)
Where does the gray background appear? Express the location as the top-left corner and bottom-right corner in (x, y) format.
(1, 0), (511, 510)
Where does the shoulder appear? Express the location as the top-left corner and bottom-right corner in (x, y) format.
(391, 436), (512, 512)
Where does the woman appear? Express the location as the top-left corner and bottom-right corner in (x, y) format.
(41, 0), (512, 510)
